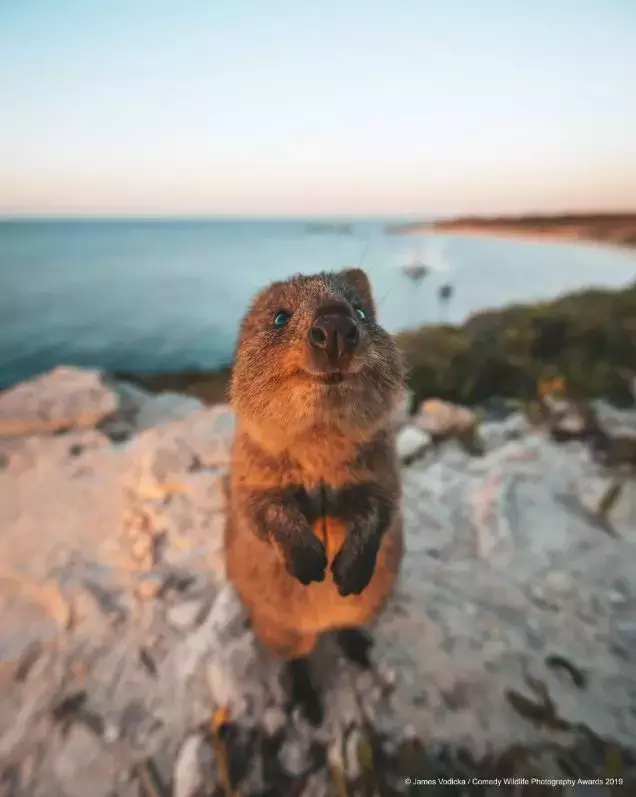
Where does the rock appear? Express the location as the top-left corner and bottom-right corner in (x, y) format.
(133, 393), (206, 432)
(374, 433), (636, 761)
(479, 412), (531, 450)
(97, 417), (135, 443)
(0, 590), (63, 672)
(134, 574), (163, 599)
(0, 366), (118, 437)
(344, 726), (364, 780)
(300, 772), (333, 797)
(52, 724), (122, 797)
(177, 584), (248, 683)
(262, 705), (286, 737)
(130, 534), (153, 564)
(396, 425), (432, 464)
(107, 379), (155, 418)
(544, 570), (573, 596)
(416, 398), (476, 438)
(375, 660), (397, 690)
(278, 730), (314, 778)
(205, 629), (268, 718)
(326, 734), (345, 780)
(2, 366), (636, 793)
(0, 650), (59, 760)
(589, 399), (636, 466)
(138, 405), (235, 480)
(0, 428), (111, 474)
(592, 399), (636, 437)
(543, 395), (589, 440)
(590, 431), (636, 468)
(167, 600), (205, 631)
(614, 620), (636, 657)
(97, 380), (153, 441)
(173, 734), (210, 797)
(94, 379), (207, 440)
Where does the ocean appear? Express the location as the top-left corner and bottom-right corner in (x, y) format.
(1, 219), (635, 389)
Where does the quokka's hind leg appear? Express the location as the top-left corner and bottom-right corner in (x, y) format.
(250, 617), (323, 725)
(284, 657), (323, 726)
(335, 627), (374, 669)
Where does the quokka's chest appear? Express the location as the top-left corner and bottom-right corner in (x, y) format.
(283, 429), (377, 487)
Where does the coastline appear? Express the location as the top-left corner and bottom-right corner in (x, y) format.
(424, 226), (636, 256)
(386, 212), (636, 253)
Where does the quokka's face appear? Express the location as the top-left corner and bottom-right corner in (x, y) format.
(230, 268), (405, 434)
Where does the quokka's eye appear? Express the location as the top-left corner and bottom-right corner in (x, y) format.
(273, 310), (291, 327)
(354, 306), (366, 321)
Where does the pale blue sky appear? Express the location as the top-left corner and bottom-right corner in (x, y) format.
(1, 0), (635, 217)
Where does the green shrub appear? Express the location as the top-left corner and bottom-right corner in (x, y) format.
(397, 281), (636, 407)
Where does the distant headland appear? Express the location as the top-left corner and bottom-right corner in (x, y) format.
(386, 212), (636, 250)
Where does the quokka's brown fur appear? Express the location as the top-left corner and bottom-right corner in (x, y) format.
(224, 267), (405, 662)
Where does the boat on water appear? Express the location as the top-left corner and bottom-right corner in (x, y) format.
(304, 222), (353, 235)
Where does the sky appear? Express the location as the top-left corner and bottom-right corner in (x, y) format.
(1, 0), (635, 217)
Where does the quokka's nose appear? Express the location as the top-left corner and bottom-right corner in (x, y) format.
(308, 307), (359, 360)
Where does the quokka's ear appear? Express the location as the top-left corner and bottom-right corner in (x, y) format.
(340, 268), (375, 311)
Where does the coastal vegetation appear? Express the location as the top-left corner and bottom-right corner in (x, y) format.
(397, 278), (636, 406)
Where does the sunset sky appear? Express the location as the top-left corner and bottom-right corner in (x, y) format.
(1, 0), (635, 217)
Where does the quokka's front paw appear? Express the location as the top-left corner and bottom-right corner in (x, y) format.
(331, 535), (379, 597)
(284, 530), (328, 586)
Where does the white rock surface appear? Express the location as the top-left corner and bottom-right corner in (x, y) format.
(0, 366), (118, 437)
(396, 425), (432, 463)
(479, 411), (531, 450)
(167, 600), (205, 630)
(1, 367), (635, 795)
(173, 734), (210, 797)
(133, 392), (207, 432)
(543, 394), (588, 436)
(593, 398), (636, 439)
